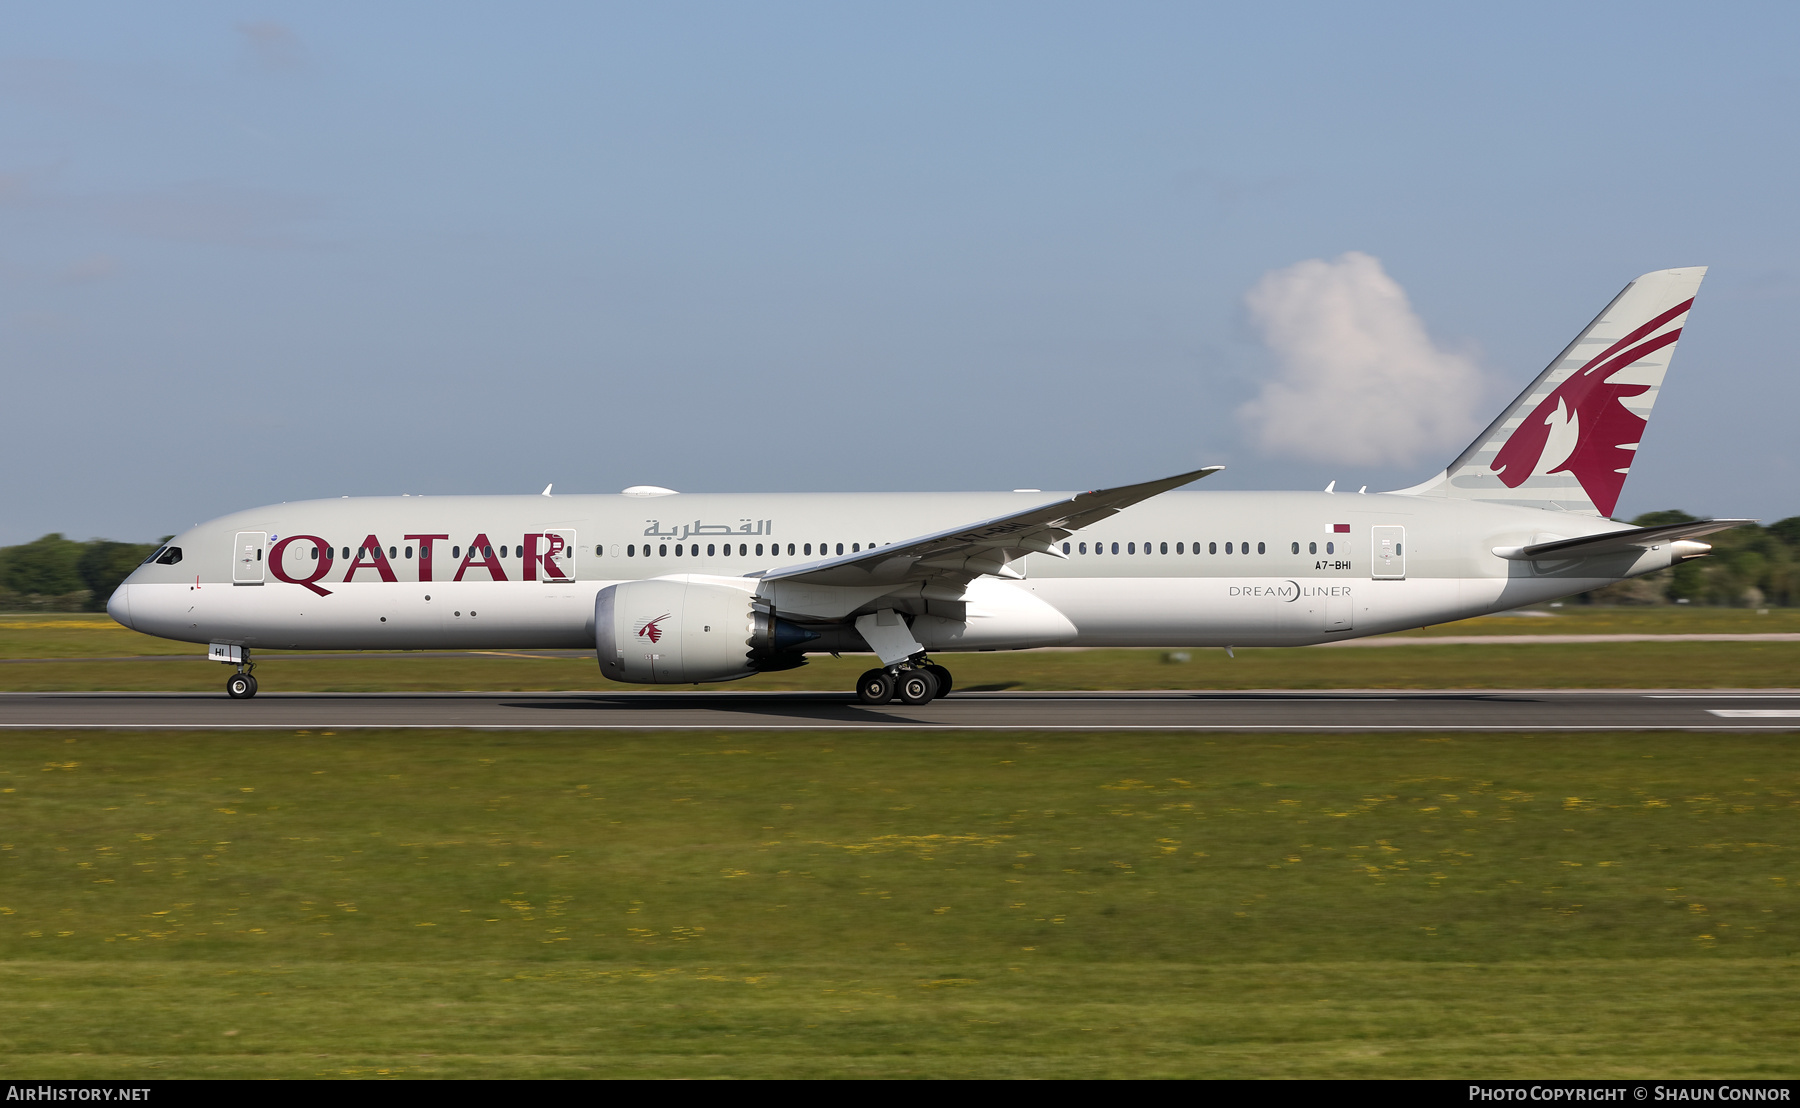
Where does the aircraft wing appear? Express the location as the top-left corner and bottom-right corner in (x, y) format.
(758, 465), (1225, 593)
(1493, 518), (1756, 561)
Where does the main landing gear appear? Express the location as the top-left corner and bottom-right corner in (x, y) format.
(855, 661), (953, 706)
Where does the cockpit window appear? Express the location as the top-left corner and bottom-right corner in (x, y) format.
(140, 545), (167, 565)
(154, 546), (183, 565)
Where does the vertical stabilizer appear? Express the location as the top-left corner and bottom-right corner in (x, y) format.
(1396, 267), (1706, 516)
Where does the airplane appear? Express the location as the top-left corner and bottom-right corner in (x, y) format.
(109, 266), (1749, 703)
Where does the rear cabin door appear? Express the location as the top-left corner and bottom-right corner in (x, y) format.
(1371, 525), (1406, 580)
(233, 531), (266, 584)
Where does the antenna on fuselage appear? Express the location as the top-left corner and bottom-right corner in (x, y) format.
(1324, 481), (1336, 493)
(541, 484), (553, 497)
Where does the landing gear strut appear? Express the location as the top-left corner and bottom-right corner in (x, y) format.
(855, 660), (953, 706)
(220, 646), (257, 699)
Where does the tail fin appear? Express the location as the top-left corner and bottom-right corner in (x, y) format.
(1397, 266), (1706, 517)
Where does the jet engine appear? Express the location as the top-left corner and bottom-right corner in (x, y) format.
(595, 575), (818, 684)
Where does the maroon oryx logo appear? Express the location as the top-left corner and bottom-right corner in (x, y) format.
(1489, 297), (1692, 517)
(635, 613), (672, 644)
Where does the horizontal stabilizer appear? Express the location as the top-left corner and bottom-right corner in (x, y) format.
(1492, 518), (1754, 561)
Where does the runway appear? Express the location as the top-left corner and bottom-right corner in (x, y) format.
(3, 689), (1800, 730)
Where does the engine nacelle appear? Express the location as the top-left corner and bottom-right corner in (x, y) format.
(595, 575), (818, 684)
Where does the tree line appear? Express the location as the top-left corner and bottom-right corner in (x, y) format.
(0, 535), (165, 612)
(1585, 511), (1800, 607)
(3, 512), (1799, 613)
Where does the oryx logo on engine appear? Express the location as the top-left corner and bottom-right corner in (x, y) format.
(635, 613), (671, 644)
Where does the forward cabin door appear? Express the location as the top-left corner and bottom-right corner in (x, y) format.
(232, 531), (266, 584)
(1371, 525), (1406, 580)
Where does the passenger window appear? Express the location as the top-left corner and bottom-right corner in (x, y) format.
(484, 546), (494, 558)
(389, 546), (397, 559)
(627, 544), (636, 557)
(1396, 543), (1403, 555)
(310, 547), (318, 561)
(1290, 542), (1298, 555)
(804, 544), (812, 555)
(755, 544), (763, 556)
(1160, 542), (1168, 555)
(1225, 542), (1233, 554)
(1258, 542), (1266, 554)
(1327, 542), (1335, 554)
(787, 543), (796, 556)
(1209, 542), (1216, 554)
(1309, 542), (1317, 554)
(836, 543), (844, 555)
(155, 546), (182, 565)
(708, 543), (716, 556)
(852, 543), (860, 552)
(675, 544), (684, 557)
(658, 544), (667, 557)
(500, 546), (508, 558)
(739, 544), (746, 556)
(452, 547), (460, 559)
(1176, 542), (1183, 554)
(1127, 542), (1134, 554)
(405, 546), (413, 559)
(1062, 542), (1071, 554)
(342, 547), (350, 560)
(1111, 542), (1119, 554)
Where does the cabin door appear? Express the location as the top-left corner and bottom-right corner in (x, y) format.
(232, 532), (266, 584)
(1371, 526), (1406, 580)
(540, 529), (577, 582)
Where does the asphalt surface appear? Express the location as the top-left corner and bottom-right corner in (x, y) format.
(4, 689), (1800, 730)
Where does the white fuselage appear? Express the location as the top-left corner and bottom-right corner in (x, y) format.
(110, 489), (1668, 657)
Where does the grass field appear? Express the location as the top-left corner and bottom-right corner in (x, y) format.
(2, 610), (1798, 692)
(1, 728), (1796, 1077)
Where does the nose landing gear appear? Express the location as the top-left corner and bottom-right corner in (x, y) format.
(212, 643), (258, 699)
(854, 660), (953, 706)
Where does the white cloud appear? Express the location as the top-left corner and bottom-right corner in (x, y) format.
(1237, 251), (1482, 468)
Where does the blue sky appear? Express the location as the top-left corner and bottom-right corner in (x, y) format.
(3, 2), (1797, 544)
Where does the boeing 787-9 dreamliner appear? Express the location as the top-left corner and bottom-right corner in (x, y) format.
(110, 267), (1748, 703)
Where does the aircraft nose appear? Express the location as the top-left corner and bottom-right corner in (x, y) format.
(107, 583), (135, 630)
